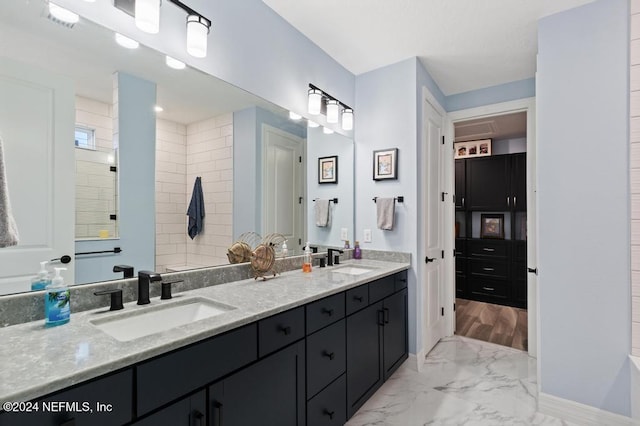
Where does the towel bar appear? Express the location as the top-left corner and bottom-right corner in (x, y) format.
(313, 198), (338, 204)
(373, 196), (404, 203)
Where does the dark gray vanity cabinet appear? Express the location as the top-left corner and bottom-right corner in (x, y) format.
(208, 340), (306, 426)
(131, 390), (206, 426)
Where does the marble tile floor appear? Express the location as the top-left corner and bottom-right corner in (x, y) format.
(346, 336), (576, 426)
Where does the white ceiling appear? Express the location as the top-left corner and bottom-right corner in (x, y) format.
(262, 0), (594, 95)
(454, 111), (526, 142)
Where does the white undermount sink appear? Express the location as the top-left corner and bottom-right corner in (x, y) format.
(331, 266), (375, 275)
(90, 297), (236, 342)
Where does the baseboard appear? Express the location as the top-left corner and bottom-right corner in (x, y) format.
(406, 350), (426, 372)
(538, 392), (635, 426)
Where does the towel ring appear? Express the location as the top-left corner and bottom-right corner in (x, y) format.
(372, 196), (404, 203)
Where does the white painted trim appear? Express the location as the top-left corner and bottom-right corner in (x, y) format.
(538, 392), (634, 426)
(406, 351), (426, 372)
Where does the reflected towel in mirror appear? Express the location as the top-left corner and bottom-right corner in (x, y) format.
(187, 177), (205, 239)
(376, 198), (395, 231)
(315, 199), (330, 227)
(0, 138), (19, 247)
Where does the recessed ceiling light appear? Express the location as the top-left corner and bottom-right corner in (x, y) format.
(307, 120), (319, 128)
(165, 56), (186, 70)
(154, 105), (164, 113)
(289, 111), (302, 120)
(115, 33), (139, 49)
(48, 3), (79, 24)
(323, 127), (334, 134)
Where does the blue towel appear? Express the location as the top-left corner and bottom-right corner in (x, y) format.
(187, 177), (205, 239)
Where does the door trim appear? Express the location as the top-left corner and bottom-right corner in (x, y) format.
(446, 97), (537, 359)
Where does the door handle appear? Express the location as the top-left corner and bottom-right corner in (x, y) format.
(425, 256), (435, 263)
(212, 401), (223, 426)
(377, 310), (385, 326)
(383, 308), (390, 324)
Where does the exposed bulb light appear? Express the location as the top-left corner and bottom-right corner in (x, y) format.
(326, 100), (339, 124)
(165, 55), (186, 70)
(307, 120), (319, 128)
(323, 127), (334, 135)
(341, 108), (354, 131)
(48, 3), (79, 24)
(186, 15), (210, 58)
(289, 111), (302, 120)
(308, 89), (322, 115)
(135, 0), (161, 34)
(154, 105), (164, 112)
(115, 33), (139, 49)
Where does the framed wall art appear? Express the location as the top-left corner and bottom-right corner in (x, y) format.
(454, 139), (492, 159)
(480, 213), (505, 239)
(373, 148), (398, 181)
(318, 155), (338, 184)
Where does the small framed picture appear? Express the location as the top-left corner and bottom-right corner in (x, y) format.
(454, 139), (492, 159)
(480, 214), (505, 239)
(373, 148), (398, 180)
(318, 155), (338, 184)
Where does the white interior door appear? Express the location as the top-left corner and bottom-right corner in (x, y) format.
(0, 58), (75, 294)
(262, 124), (305, 252)
(423, 97), (447, 354)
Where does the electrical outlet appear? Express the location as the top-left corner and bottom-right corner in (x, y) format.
(363, 229), (372, 243)
(341, 228), (348, 240)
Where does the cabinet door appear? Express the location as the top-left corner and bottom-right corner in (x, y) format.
(346, 302), (383, 419)
(466, 156), (510, 210)
(455, 160), (466, 210)
(511, 153), (527, 211)
(208, 341), (305, 426)
(133, 390), (206, 426)
(382, 289), (408, 379)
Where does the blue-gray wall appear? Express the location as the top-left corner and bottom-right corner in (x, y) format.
(75, 73), (156, 283)
(446, 78), (536, 112)
(537, 0), (630, 416)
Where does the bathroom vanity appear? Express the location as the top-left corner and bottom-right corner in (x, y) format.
(0, 259), (409, 425)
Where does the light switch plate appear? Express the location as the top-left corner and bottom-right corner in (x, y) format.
(363, 229), (372, 243)
(341, 228), (348, 240)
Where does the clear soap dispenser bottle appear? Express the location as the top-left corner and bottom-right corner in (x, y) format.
(45, 267), (70, 327)
(31, 261), (51, 291)
(302, 242), (312, 273)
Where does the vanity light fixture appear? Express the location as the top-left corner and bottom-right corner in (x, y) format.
(307, 120), (320, 128)
(186, 14), (210, 58)
(289, 111), (302, 120)
(115, 33), (140, 49)
(165, 55), (186, 70)
(323, 127), (334, 135)
(308, 84), (354, 131)
(48, 2), (79, 24)
(135, 0), (161, 34)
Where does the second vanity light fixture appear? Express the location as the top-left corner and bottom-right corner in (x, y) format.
(115, 0), (211, 58)
(307, 84), (354, 131)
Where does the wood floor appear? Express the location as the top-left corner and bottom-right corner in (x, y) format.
(455, 298), (528, 351)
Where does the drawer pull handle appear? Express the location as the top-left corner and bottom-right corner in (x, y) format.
(377, 310), (385, 326)
(321, 307), (334, 316)
(383, 307), (390, 324)
(278, 325), (292, 335)
(323, 409), (335, 420)
(323, 351), (335, 360)
(192, 409), (205, 426)
(482, 287), (495, 291)
(354, 295), (363, 302)
(482, 248), (495, 252)
(482, 267), (495, 272)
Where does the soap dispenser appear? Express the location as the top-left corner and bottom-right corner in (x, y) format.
(281, 240), (288, 258)
(31, 261), (51, 291)
(302, 242), (312, 273)
(45, 267), (70, 327)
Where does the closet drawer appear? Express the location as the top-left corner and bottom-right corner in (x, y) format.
(346, 285), (369, 315)
(469, 259), (508, 279)
(469, 279), (508, 300)
(306, 293), (345, 335)
(468, 239), (508, 258)
(306, 319), (346, 398)
(258, 306), (305, 357)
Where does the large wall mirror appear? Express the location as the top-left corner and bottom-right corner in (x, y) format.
(0, 0), (354, 295)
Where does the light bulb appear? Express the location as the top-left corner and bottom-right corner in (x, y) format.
(342, 109), (354, 131)
(187, 15), (210, 58)
(326, 100), (339, 124)
(49, 3), (79, 24)
(135, 0), (160, 34)
(308, 89), (322, 115)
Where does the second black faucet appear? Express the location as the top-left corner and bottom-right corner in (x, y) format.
(137, 271), (162, 305)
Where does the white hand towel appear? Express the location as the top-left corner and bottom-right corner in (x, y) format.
(315, 199), (330, 227)
(0, 138), (19, 247)
(376, 198), (395, 231)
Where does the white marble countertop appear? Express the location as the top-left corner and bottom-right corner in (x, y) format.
(0, 259), (409, 404)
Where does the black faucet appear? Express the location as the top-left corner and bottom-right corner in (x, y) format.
(327, 248), (344, 266)
(113, 264), (134, 278)
(137, 271), (162, 305)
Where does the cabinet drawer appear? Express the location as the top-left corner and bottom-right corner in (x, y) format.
(307, 375), (346, 426)
(455, 239), (466, 256)
(306, 293), (345, 335)
(394, 270), (408, 291)
(469, 279), (508, 300)
(369, 275), (395, 304)
(258, 306), (305, 357)
(307, 319), (346, 398)
(137, 324), (257, 416)
(132, 390), (206, 426)
(0, 370), (133, 426)
(455, 257), (467, 275)
(468, 239), (508, 258)
(469, 259), (508, 279)
(345, 285), (369, 315)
